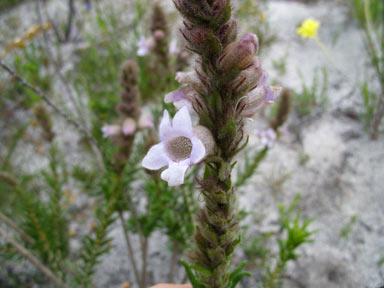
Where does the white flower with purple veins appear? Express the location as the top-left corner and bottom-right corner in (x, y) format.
(142, 107), (206, 186)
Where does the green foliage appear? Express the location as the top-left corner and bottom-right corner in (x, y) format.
(272, 53), (288, 76)
(350, 0), (384, 138)
(2, 44), (51, 108)
(294, 66), (328, 117)
(243, 233), (272, 269)
(350, 0), (384, 28)
(361, 81), (378, 129)
(73, 36), (125, 125)
(235, 147), (268, 188)
(0, 0), (25, 12)
(182, 259), (251, 288)
(262, 195), (315, 288)
(339, 215), (358, 239)
(236, 0), (277, 54)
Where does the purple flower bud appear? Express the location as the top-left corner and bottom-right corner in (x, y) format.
(154, 29), (165, 40)
(212, 0), (228, 11)
(180, 24), (211, 54)
(230, 57), (263, 95)
(237, 85), (281, 118)
(217, 18), (238, 47)
(217, 33), (259, 71)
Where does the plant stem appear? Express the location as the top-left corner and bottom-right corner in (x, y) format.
(0, 227), (69, 288)
(118, 211), (142, 288)
(168, 240), (180, 283)
(0, 59), (108, 167)
(141, 237), (148, 288)
(0, 212), (34, 244)
(371, 92), (384, 139)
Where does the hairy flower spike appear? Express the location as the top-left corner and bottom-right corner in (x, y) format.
(165, 1), (279, 286)
(103, 60), (150, 171)
(151, 2), (170, 68)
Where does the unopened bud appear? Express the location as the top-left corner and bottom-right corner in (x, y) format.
(181, 25), (211, 54)
(217, 18), (238, 47)
(230, 56), (263, 95)
(193, 125), (216, 156)
(218, 33), (258, 71)
(154, 29), (165, 40)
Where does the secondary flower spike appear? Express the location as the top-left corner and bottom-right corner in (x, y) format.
(142, 107), (213, 186)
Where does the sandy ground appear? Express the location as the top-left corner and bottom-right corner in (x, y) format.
(1, 0), (383, 287)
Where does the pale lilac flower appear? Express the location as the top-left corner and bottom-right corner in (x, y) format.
(255, 128), (276, 148)
(122, 118), (136, 135)
(102, 125), (121, 138)
(142, 107), (206, 186)
(165, 88), (193, 110)
(137, 36), (154, 56)
(169, 40), (179, 55)
(138, 113), (154, 129)
(164, 87), (200, 124)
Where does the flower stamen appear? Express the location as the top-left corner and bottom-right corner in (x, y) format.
(166, 136), (193, 161)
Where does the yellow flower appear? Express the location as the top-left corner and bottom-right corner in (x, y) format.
(42, 22), (52, 31)
(25, 25), (41, 40)
(297, 18), (320, 39)
(8, 37), (26, 50)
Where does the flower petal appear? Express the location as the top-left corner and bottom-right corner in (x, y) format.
(172, 106), (193, 136)
(122, 118), (136, 135)
(160, 160), (190, 186)
(159, 110), (172, 141)
(190, 137), (206, 164)
(142, 143), (169, 170)
(102, 125), (121, 138)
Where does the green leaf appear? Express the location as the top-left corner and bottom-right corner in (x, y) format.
(226, 261), (252, 288)
(180, 259), (205, 288)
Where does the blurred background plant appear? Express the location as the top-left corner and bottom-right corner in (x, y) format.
(237, 0), (277, 54)
(349, 0), (384, 139)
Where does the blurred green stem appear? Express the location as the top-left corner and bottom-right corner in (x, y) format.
(0, 227), (69, 288)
